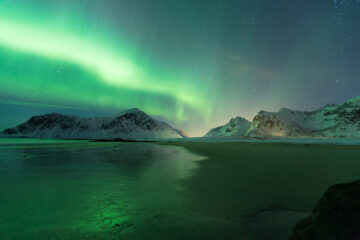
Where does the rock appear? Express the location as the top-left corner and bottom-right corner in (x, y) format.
(289, 180), (360, 240)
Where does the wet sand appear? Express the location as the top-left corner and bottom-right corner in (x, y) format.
(162, 142), (360, 239)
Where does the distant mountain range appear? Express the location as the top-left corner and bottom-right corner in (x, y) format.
(1, 108), (186, 140)
(205, 96), (360, 138)
(2, 96), (360, 140)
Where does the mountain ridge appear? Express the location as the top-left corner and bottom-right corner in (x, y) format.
(1, 109), (186, 140)
(205, 96), (360, 138)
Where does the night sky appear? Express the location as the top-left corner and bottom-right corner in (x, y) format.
(0, 0), (360, 136)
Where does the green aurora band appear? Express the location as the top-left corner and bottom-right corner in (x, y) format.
(2, 1), (360, 136)
(0, 17), (210, 123)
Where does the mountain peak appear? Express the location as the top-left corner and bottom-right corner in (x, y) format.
(230, 116), (249, 122)
(279, 107), (291, 112)
(117, 108), (144, 116)
(204, 116), (251, 138)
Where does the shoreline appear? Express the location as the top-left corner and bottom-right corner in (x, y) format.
(2, 136), (360, 146)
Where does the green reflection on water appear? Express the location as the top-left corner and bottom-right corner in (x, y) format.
(0, 139), (204, 238)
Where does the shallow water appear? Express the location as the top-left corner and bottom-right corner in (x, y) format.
(1, 139), (360, 239)
(0, 139), (205, 239)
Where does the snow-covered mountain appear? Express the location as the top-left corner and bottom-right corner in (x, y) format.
(1, 108), (186, 140)
(203, 96), (360, 139)
(247, 96), (360, 138)
(204, 117), (251, 137)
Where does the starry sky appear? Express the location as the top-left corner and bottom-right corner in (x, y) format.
(0, 0), (360, 136)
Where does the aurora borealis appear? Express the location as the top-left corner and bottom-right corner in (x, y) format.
(1, 0), (360, 136)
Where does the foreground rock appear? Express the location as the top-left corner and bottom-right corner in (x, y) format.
(289, 180), (360, 240)
(204, 117), (251, 137)
(1, 108), (186, 140)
